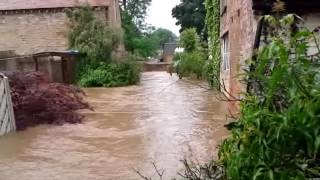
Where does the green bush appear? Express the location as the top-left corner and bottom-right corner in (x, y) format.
(78, 61), (141, 87)
(219, 15), (320, 179)
(179, 28), (200, 52)
(67, 6), (120, 63)
(174, 51), (206, 79)
(174, 28), (206, 79)
(67, 7), (141, 87)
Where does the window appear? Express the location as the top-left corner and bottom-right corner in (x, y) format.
(221, 34), (230, 71)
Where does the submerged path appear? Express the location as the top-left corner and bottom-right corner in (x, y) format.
(0, 72), (228, 180)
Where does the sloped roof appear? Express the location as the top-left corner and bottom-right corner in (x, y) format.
(0, 0), (110, 11)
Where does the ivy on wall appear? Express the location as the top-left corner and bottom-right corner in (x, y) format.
(205, 0), (221, 88)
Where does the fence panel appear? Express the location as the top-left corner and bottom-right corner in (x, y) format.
(0, 73), (16, 136)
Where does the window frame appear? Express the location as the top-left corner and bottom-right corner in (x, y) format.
(221, 34), (230, 71)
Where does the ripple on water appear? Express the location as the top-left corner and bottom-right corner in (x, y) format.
(0, 72), (228, 180)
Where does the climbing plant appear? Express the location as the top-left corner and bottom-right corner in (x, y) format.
(67, 7), (141, 87)
(67, 6), (120, 63)
(205, 0), (221, 88)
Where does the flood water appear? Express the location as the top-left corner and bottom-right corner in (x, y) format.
(0, 72), (228, 180)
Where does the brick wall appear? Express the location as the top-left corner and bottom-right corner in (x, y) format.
(0, 11), (69, 55)
(220, 0), (258, 114)
(0, 8), (111, 55)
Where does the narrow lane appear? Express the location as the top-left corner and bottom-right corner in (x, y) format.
(0, 72), (228, 180)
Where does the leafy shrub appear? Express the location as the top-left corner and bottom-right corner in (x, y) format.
(219, 15), (320, 179)
(179, 28), (200, 52)
(67, 7), (141, 87)
(176, 15), (320, 180)
(67, 6), (120, 63)
(174, 28), (206, 79)
(78, 61), (141, 87)
(174, 51), (206, 79)
(67, 6), (126, 84)
(5, 72), (89, 131)
(132, 36), (158, 58)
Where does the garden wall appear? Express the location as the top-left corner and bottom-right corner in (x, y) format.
(0, 54), (75, 84)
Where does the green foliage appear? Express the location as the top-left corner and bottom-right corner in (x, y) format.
(78, 61), (141, 87)
(67, 7), (120, 63)
(131, 35), (158, 58)
(67, 7), (141, 87)
(179, 28), (200, 52)
(205, 0), (220, 88)
(120, 0), (155, 57)
(123, 24), (177, 58)
(174, 51), (206, 79)
(119, 0), (152, 30)
(120, 0), (177, 58)
(174, 28), (206, 79)
(150, 28), (178, 48)
(219, 15), (320, 179)
(172, 0), (207, 40)
(121, 11), (142, 53)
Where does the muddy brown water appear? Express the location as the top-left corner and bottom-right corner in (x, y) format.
(0, 72), (228, 180)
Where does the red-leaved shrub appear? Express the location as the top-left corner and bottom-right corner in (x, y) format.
(4, 71), (89, 131)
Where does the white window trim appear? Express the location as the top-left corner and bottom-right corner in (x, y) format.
(221, 34), (230, 71)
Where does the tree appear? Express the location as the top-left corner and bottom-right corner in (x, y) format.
(67, 7), (120, 63)
(132, 35), (158, 57)
(172, 0), (207, 41)
(150, 28), (178, 48)
(119, 0), (151, 29)
(128, 28), (178, 58)
(119, 0), (152, 54)
(179, 28), (200, 52)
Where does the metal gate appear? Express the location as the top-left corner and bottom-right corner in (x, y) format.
(0, 73), (16, 136)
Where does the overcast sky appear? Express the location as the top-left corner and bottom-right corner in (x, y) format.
(146, 0), (181, 36)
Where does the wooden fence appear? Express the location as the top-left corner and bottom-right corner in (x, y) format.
(0, 73), (16, 136)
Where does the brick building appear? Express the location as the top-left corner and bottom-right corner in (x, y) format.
(0, 0), (121, 55)
(220, 0), (320, 113)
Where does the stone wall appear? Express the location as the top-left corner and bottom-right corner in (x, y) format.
(0, 55), (76, 84)
(144, 63), (170, 72)
(163, 54), (174, 64)
(0, 8), (111, 56)
(0, 11), (69, 55)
